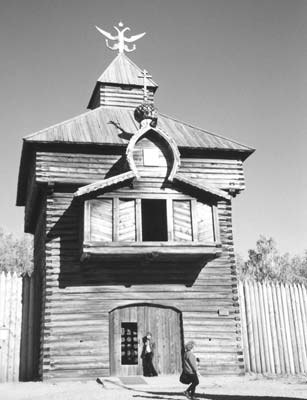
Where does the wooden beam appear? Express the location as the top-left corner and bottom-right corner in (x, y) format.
(166, 198), (174, 241)
(113, 198), (119, 242)
(191, 199), (198, 242)
(74, 171), (135, 198)
(135, 198), (142, 242)
(173, 173), (231, 200)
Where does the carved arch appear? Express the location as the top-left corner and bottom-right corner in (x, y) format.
(126, 124), (180, 181)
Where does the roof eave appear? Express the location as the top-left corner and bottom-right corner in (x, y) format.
(16, 141), (32, 207)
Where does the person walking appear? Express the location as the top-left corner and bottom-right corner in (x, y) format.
(141, 332), (158, 377)
(181, 341), (200, 399)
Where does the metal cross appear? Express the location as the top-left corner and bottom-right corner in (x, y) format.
(138, 69), (152, 102)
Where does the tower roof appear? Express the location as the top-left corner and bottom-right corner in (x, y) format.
(97, 53), (158, 87)
(88, 53), (158, 109)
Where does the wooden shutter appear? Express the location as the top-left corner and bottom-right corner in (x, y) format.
(173, 200), (192, 241)
(89, 199), (113, 242)
(197, 202), (214, 242)
(119, 199), (136, 242)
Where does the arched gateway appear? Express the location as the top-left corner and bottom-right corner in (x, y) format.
(109, 304), (183, 376)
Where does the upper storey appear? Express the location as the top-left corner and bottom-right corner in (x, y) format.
(88, 53), (158, 109)
(16, 22), (255, 220)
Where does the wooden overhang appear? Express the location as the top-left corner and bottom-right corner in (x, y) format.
(74, 164), (224, 274)
(173, 173), (231, 200)
(80, 244), (221, 286)
(74, 171), (136, 198)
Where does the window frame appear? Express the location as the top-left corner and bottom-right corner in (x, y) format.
(83, 193), (220, 247)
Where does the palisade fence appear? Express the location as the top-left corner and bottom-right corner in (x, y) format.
(1, 272), (307, 382)
(0, 272), (22, 382)
(239, 281), (307, 374)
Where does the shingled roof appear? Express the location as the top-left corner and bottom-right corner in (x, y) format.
(17, 51), (254, 208)
(96, 53), (158, 87)
(23, 106), (254, 154)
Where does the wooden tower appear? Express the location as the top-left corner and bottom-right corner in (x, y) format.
(16, 23), (254, 381)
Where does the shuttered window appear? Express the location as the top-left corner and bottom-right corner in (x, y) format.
(118, 199), (136, 242)
(173, 200), (193, 242)
(197, 202), (214, 242)
(85, 197), (217, 244)
(89, 199), (113, 242)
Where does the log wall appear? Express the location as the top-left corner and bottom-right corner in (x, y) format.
(37, 179), (243, 380)
(35, 152), (245, 192)
(17, 145), (245, 380)
(100, 85), (155, 108)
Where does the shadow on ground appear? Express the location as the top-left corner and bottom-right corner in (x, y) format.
(132, 393), (300, 400)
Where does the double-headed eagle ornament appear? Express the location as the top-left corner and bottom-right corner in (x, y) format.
(96, 21), (146, 53)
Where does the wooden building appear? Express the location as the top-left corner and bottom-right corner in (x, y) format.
(16, 25), (254, 381)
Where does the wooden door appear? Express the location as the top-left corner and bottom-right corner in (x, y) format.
(109, 304), (182, 376)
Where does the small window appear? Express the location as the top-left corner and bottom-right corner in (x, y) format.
(141, 199), (167, 241)
(121, 322), (138, 365)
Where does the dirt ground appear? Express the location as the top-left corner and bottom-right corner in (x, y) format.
(0, 374), (307, 400)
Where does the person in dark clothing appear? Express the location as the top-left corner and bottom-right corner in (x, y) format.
(182, 341), (200, 399)
(141, 332), (158, 377)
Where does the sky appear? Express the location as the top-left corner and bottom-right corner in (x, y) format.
(0, 0), (307, 257)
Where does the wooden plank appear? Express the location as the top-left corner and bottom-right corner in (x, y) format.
(173, 200), (192, 242)
(118, 199), (135, 242)
(248, 281), (260, 372)
(244, 281), (256, 372)
(135, 198), (142, 242)
(254, 281), (266, 371)
(262, 283), (275, 373)
(89, 199), (113, 242)
(166, 198), (174, 241)
(113, 197), (119, 241)
(290, 284), (304, 372)
(258, 282), (270, 372)
(267, 283), (281, 374)
(297, 285), (307, 371)
(281, 284), (295, 374)
(19, 275), (30, 381)
(0, 273), (9, 382)
(238, 282), (249, 372)
(276, 283), (290, 374)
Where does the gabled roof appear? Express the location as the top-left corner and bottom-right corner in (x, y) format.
(74, 171), (230, 201)
(74, 171), (135, 198)
(23, 106), (254, 155)
(97, 53), (158, 87)
(173, 173), (231, 200)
